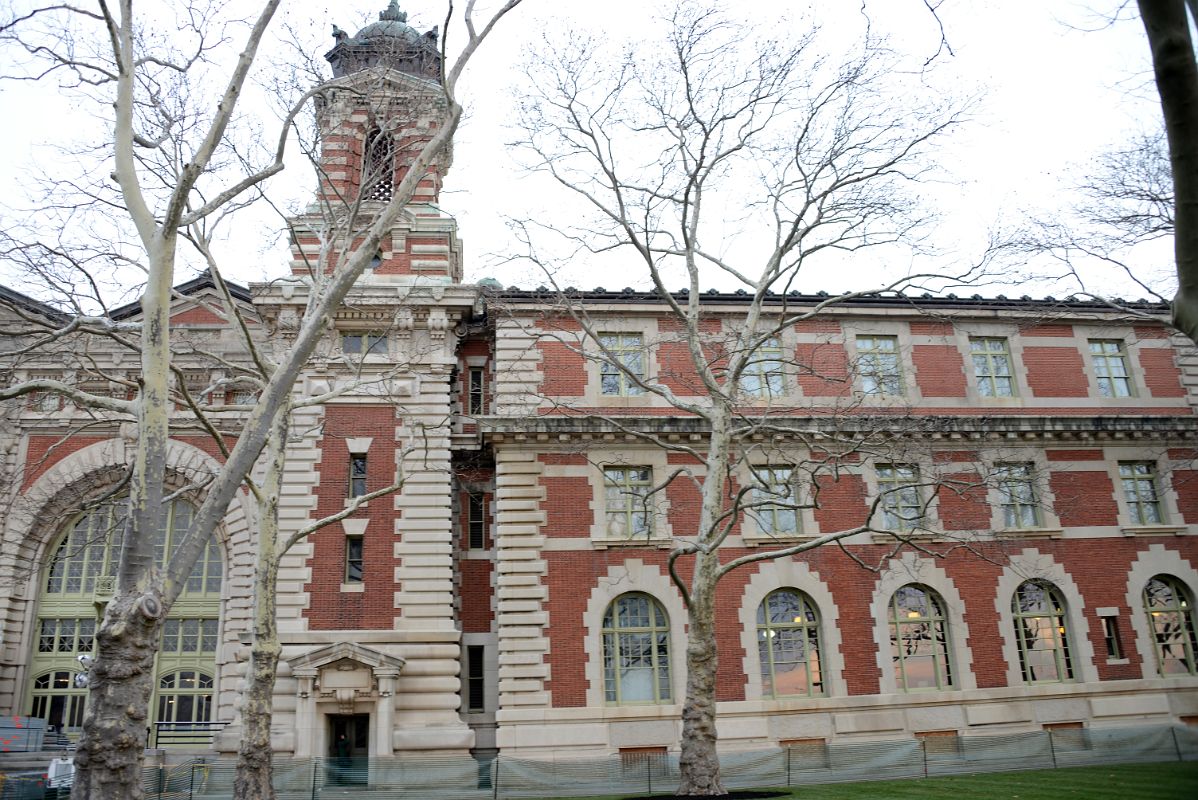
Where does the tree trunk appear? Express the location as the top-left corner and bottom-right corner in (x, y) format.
(233, 410), (288, 800)
(676, 569), (725, 796)
(677, 407), (731, 797)
(71, 594), (164, 800)
(1138, 0), (1198, 343)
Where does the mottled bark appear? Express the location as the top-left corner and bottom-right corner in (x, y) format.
(233, 411), (288, 800)
(677, 410), (730, 797)
(1138, 0), (1198, 343)
(72, 595), (164, 800)
(677, 572), (724, 796)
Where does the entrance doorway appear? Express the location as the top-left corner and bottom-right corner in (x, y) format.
(327, 714), (369, 786)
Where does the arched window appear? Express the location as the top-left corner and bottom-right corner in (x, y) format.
(28, 498), (223, 738)
(602, 593), (671, 704)
(757, 589), (823, 698)
(362, 127), (395, 202)
(157, 670), (214, 724)
(29, 670), (86, 734)
(888, 584), (953, 691)
(1143, 575), (1198, 676)
(1012, 581), (1074, 683)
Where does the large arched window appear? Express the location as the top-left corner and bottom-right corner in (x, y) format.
(602, 593), (671, 704)
(1012, 581), (1074, 683)
(757, 589), (823, 698)
(888, 584), (953, 691)
(1143, 575), (1198, 676)
(28, 498), (222, 737)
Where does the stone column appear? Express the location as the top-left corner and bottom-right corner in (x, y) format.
(294, 672), (317, 757)
(375, 669), (399, 756)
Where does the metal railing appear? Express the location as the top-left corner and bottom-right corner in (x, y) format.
(132, 723), (1197, 800)
(151, 721), (229, 749)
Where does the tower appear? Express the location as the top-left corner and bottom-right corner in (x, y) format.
(289, 0), (462, 284)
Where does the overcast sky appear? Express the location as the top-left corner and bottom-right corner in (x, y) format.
(0, 0), (1168, 301)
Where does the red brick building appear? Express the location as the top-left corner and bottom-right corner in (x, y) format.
(1, 1), (1197, 766)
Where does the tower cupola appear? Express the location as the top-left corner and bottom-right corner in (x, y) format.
(325, 1), (442, 80)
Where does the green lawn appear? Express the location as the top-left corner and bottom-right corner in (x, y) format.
(569, 762), (1198, 800)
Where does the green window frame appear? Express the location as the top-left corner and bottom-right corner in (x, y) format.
(1089, 340), (1133, 397)
(970, 337), (1016, 397)
(757, 589), (823, 698)
(741, 337), (785, 398)
(602, 593), (671, 704)
(604, 466), (654, 538)
(349, 454), (368, 499)
(856, 335), (902, 396)
(156, 670), (214, 724)
(749, 466), (799, 536)
(997, 462), (1040, 529)
(876, 465), (923, 531)
(1120, 461), (1165, 525)
(1012, 581), (1074, 684)
(1143, 575), (1198, 676)
(28, 498), (222, 739)
(889, 585), (954, 691)
(598, 333), (646, 396)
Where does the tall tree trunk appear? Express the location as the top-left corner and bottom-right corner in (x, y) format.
(233, 410), (289, 800)
(1139, 0), (1198, 342)
(677, 564), (725, 796)
(677, 408), (731, 797)
(72, 595), (164, 800)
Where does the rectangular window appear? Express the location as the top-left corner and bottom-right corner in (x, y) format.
(1101, 616), (1123, 659)
(468, 367), (485, 415)
(997, 462), (1040, 529)
(344, 536), (364, 583)
(1090, 340), (1133, 397)
(342, 332), (387, 356)
(349, 454), (368, 498)
(876, 465), (923, 531)
(468, 494), (486, 550)
(599, 333), (645, 396)
(1120, 461), (1164, 524)
(970, 337), (1016, 397)
(750, 466), (799, 536)
(160, 618), (217, 653)
(30, 370), (61, 412)
(741, 337), (784, 398)
(604, 466), (654, 538)
(466, 644), (486, 713)
(856, 335), (902, 396)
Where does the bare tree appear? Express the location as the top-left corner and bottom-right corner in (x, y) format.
(0, 1), (523, 797)
(508, 2), (993, 794)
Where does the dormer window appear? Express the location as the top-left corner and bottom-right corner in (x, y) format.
(363, 128), (394, 202)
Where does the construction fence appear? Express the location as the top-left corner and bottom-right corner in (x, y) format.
(9, 723), (1198, 800)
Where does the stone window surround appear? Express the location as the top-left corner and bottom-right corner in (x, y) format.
(1102, 449), (1186, 534)
(841, 321), (919, 404)
(1123, 545), (1198, 680)
(589, 450), (675, 546)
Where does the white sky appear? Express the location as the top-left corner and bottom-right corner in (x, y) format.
(0, 0), (1169, 302)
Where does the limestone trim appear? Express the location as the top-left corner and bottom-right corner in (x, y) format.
(868, 553), (977, 694)
(993, 548), (1099, 687)
(493, 450), (550, 709)
(736, 558), (848, 700)
(581, 559), (688, 709)
(1124, 544), (1198, 680)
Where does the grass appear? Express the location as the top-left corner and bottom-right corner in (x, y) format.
(569, 762), (1198, 800)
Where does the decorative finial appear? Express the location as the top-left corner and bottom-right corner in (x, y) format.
(380, 0), (407, 23)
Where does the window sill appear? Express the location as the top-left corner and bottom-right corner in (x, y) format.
(340, 582), (365, 593)
(592, 537), (672, 550)
(1105, 658), (1130, 666)
(996, 527), (1064, 539)
(869, 530), (938, 544)
(743, 534), (815, 547)
(1120, 524), (1187, 536)
(343, 498), (368, 510)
